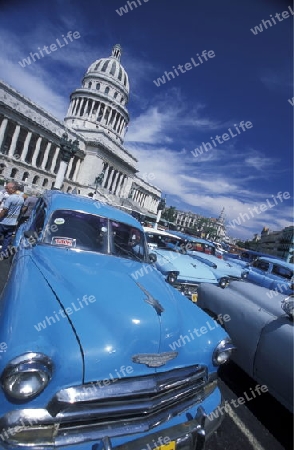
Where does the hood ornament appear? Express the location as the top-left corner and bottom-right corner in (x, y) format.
(132, 351), (178, 368)
(136, 282), (164, 315)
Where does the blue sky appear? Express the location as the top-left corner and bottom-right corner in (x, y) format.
(0, 0), (293, 239)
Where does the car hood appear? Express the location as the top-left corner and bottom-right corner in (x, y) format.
(153, 248), (217, 283)
(189, 252), (243, 278)
(32, 246), (225, 382)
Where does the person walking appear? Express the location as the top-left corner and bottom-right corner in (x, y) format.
(0, 182), (24, 258)
(17, 194), (38, 227)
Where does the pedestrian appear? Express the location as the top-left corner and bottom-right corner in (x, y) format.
(17, 193), (38, 227)
(0, 188), (9, 211)
(0, 182), (24, 259)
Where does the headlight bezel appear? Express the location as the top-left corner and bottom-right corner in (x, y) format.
(219, 277), (230, 289)
(212, 338), (235, 366)
(166, 271), (179, 285)
(1, 352), (53, 401)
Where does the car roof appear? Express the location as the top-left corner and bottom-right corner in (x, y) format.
(256, 256), (294, 269)
(42, 190), (142, 229)
(143, 227), (181, 239)
(173, 232), (215, 246)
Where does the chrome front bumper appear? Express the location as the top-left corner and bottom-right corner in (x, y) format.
(0, 401), (224, 450)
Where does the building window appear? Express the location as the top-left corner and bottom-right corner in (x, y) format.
(42, 178), (48, 187)
(10, 168), (18, 178)
(118, 67), (122, 81)
(110, 61), (116, 76)
(96, 83), (100, 90)
(32, 175), (39, 185)
(22, 172), (29, 182)
(105, 86), (110, 94)
(88, 81), (92, 89)
(101, 60), (110, 72)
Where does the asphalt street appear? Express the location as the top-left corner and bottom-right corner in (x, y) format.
(0, 256), (292, 450)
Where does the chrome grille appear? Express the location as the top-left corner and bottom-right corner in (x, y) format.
(2, 365), (213, 448)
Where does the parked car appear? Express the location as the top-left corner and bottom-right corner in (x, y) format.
(244, 256), (294, 296)
(144, 227), (220, 302)
(0, 191), (234, 450)
(168, 233), (247, 284)
(197, 281), (294, 412)
(223, 249), (282, 269)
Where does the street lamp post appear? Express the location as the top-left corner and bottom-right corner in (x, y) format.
(154, 196), (166, 230)
(54, 133), (79, 190)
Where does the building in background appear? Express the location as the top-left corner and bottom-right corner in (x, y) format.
(171, 207), (227, 241)
(0, 44), (161, 216)
(259, 226), (294, 263)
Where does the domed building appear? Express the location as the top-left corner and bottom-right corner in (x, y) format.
(0, 45), (161, 215)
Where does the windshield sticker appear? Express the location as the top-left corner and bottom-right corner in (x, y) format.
(54, 218), (65, 225)
(52, 237), (76, 247)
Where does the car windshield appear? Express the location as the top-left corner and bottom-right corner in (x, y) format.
(145, 231), (182, 250)
(42, 209), (147, 262)
(187, 241), (216, 255)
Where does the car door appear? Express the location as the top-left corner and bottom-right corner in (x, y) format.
(269, 263), (293, 293)
(248, 259), (271, 288)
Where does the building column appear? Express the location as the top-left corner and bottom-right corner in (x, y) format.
(41, 142), (52, 170)
(117, 174), (126, 197)
(77, 98), (84, 116)
(96, 103), (102, 121)
(50, 146), (60, 172)
(20, 130), (32, 162)
(72, 158), (81, 181)
(31, 136), (42, 166)
(8, 124), (21, 157)
(101, 164), (110, 188)
(0, 118), (8, 144)
(66, 157), (74, 179)
(105, 168), (113, 190)
(111, 172), (120, 194)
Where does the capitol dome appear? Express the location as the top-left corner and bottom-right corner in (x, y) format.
(65, 44), (130, 144)
(86, 44), (129, 94)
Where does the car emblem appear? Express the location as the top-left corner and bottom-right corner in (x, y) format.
(132, 352), (178, 368)
(136, 282), (164, 315)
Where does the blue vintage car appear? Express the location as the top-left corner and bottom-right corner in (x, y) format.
(168, 233), (247, 284)
(197, 281), (294, 412)
(244, 256), (294, 296)
(144, 227), (220, 302)
(0, 191), (234, 450)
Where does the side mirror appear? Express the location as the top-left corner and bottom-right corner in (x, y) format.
(149, 253), (157, 263)
(23, 230), (38, 247)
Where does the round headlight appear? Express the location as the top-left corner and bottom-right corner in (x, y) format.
(1, 353), (53, 400)
(219, 277), (229, 289)
(167, 271), (178, 284)
(213, 338), (235, 366)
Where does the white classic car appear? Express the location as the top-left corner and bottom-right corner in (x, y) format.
(197, 281), (294, 412)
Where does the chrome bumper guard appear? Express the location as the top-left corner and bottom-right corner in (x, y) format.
(95, 403), (223, 450)
(174, 282), (199, 300)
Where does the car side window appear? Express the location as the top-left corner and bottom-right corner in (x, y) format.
(30, 200), (46, 237)
(272, 264), (293, 280)
(253, 260), (270, 272)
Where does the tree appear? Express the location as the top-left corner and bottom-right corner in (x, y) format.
(161, 206), (177, 223)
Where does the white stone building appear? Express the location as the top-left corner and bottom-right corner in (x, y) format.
(0, 44), (161, 215)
